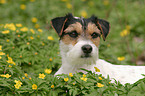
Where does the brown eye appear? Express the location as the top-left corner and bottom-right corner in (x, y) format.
(68, 31), (78, 38)
(91, 32), (100, 39)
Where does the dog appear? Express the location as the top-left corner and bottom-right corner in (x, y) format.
(50, 13), (145, 84)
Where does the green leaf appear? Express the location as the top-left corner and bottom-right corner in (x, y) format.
(80, 68), (92, 74)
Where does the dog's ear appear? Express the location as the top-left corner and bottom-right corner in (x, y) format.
(50, 17), (68, 36)
(50, 13), (73, 36)
(97, 19), (110, 41)
(90, 15), (110, 41)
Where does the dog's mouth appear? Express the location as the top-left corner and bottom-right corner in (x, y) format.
(81, 53), (92, 58)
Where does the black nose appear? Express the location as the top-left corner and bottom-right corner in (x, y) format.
(82, 45), (92, 54)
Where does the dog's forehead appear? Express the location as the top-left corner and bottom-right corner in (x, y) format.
(64, 16), (96, 31)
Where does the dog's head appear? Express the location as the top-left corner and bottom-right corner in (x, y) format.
(51, 13), (110, 65)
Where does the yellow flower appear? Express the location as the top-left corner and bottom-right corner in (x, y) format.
(20, 27), (28, 32)
(2, 30), (10, 34)
(4, 23), (15, 30)
(66, 3), (72, 9)
(6, 39), (10, 42)
(103, 0), (109, 6)
(17, 35), (21, 37)
(44, 69), (52, 74)
(27, 42), (30, 45)
(8, 65), (12, 67)
(64, 78), (69, 82)
(20, 4), (26, 10)
(32, 84), (37, 90)
(69, 73), (73, 77)
(83, 78), (87, 82)
(49, 58), (53, 61)
(35, 24), (40, 29)
(14, 80), (22, 85)
(120, 29), (130, 37)
(51, 85), (54, 88)
(94, 67), (100, 72)
(0, 45), (2, 50)
(0, 74), (6, 77)
(3, 74), (11, 78)
(47, 36), (54, 40)
(20, 55), (22, 58)
(117, 56), (125, 61)
(83, 74), (86, 77)
(14, 84), (21, 89)
(0, 0), (6, 4)
(73, 83), (75, 85)
(30, 36), (34, 40)
(98, 77), (102, 80)
(29, 77), (32, 80)
(39, 73), (45, 79)
(35, 52), (38, 55)
(81, 10), (87, 18)
(22, 77), (25, 79)
(81, 74), (87, 81)
(0, 52), (5, 55)
(80, 77), (87, 82)
(96, 83), (104, 87)
(3, 24), (7, 28)
(14, 80), (22, 89)
(24, 73), (28, 78)
(30, 29), (35, 34)
(7, 57), (16, 65)
(38, 29), (43, 32)
(31, 17), (38, 23)
(7, 55), (13, 63)
(16, 24), (22, 27)
(10, 27), (16, 31)
(0, 56), (2, 59)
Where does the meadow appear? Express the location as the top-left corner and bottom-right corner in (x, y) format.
(0, 0), (145, 95)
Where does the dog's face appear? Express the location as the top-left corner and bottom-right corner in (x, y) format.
(51, 13), (110, 64)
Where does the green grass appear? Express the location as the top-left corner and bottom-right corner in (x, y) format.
(0, 0), (145, 95)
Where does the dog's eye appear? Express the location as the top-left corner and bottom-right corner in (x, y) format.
(91, 32), (100, 39)
(68, 31), (78, 38)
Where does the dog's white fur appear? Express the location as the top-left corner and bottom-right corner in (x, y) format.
(55, 38), (145, 84)
(55, 39), (98, 74)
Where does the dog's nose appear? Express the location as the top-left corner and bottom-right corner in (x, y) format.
(82, 45), (92, 54)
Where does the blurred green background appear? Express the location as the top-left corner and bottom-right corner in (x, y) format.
(0, 0), (145, 74)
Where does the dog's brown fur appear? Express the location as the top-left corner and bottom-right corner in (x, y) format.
(62, 22), (101, 47)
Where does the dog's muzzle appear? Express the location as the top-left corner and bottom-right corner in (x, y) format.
(81, 44), (92, 58)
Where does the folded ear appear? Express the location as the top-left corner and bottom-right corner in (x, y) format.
(50, 16), (68, 36)
(50, 13), (74, 36)
(97, 19), (110, 41)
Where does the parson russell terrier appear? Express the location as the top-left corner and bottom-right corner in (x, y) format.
(50, 13), (145, 84)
